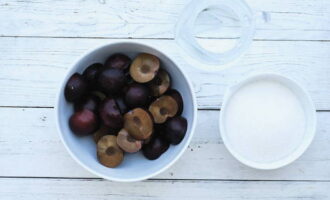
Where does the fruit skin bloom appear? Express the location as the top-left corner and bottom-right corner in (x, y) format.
(97, 68), (126, 95)
(69, 109), (99, 136)
(65, 73), (88, 102)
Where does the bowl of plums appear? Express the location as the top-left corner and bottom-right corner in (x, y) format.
(56, 42), (197, 182)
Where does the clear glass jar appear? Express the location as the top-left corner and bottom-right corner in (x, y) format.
(175, 0), (255, 71)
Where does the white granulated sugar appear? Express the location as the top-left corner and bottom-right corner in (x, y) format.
(224, 80), (306, 163)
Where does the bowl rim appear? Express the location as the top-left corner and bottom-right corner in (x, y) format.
(219, 72), (317, 170)
(55, 40), (197, 182)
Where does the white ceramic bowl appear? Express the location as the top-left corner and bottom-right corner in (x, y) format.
(56, 41), (197, 182)
(219, 73), (316, 170)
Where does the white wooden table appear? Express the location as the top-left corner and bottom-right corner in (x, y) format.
(1, 0), (330, 199)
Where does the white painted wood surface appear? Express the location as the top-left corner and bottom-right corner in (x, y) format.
(0, 0), (330, 199)
(1, 178), (329, 200)
(1, 108), (330, 180)
(1, 0), (330, 40)
(1, 37), (330, 109)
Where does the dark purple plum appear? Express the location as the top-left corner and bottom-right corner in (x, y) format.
(115, 96), (128, 114)
(83, 63), (103, 87)
(64, 73), (88, 102)
(124, 83), (150, 108)
(164, 116), (187, 145)
(69, 109), (99, 136)
(166, 89), (184, 115)
(142, 136), (169, 160)
(99, 98), (123, 130)
(124, 70), (133, 84)
(97, 68), (126, 95)
(154, 124), (166, 138)
(104, 53), (131, 70)
(74, 95), (100, 113)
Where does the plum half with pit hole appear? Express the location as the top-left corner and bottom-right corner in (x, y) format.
(97, 135), (124, 168)
(166, 89), (184, 115)
(97, 68), (126, 95)
(124, 83), (150, 108)
(124, 108), (153, 140)
(149, 69), (170, 97)
(99, 98), (123, 130)
(74, 95), (100, 113)
(83, 63), (103, 87)
(149, 95), (178, 124)
(64, 73), (88, 102)
(116, 129), (142, 153)
(69, 109), (99, 136)
(105, 53), (131, 70)
(164, 116), (187, 145)
(142, 135), (169, 160)
(63, 52), (189, 168)
(130, 53), (160, 83)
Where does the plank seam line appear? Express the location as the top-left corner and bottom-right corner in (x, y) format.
(1, 35), (330, 42)
(0, 176), (329, 182)
(0, 106), (329, 112)
(0, 106), (54, 109)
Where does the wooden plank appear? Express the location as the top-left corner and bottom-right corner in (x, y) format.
(0, 178), (329, 200)
(0, 0), (329, 40)
(0, 37), (329, 109)
(0, 108), (329, 180)
(0, 38), (330, 110)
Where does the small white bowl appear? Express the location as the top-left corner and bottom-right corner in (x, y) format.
(219, 73), (316, 170)
(55, 41), (197, 182)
